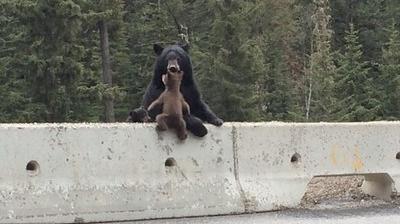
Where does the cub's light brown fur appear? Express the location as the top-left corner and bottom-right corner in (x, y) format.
(147, 70), (190, 140)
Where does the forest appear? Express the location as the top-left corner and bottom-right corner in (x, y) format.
(0, 0), (399, 123)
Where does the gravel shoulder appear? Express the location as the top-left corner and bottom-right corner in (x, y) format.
(301, 175), (400, 209)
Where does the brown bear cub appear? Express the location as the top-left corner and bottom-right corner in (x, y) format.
(147, 68), (190, 140)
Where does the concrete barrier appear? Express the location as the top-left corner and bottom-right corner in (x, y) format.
(0, 123), (243, 223)
(234, 122), (400, 211)
(0, 122), (399, 223)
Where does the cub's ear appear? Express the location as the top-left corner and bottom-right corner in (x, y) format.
(181, 43), (190, 52)
(153, 44), (164, 55)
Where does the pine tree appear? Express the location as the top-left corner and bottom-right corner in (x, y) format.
(122, 0), (181, 117)
(196, 1), (266, 121)
(254, 0), (300, 121)
(379, 22), (400, 119)
(334, 24), (381, 121)
(0, 1), (34, 122)
(18, 0), (88, 122)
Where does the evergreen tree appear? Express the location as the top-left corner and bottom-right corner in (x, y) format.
(19, 0), (88, 122)
(196, 0), (300, 121)
(330, 0), (400, 62)
(123, 0), (181, 116)
(0, 1), (34, 122)
(257, 0), (303, 121)
(334, 24), (381, 121)
(197, 1), (265, 121)
(379, 22), (400, 119)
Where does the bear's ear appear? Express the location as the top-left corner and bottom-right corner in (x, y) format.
(181, 43), (190, 52)
(153, 44), (164, 56)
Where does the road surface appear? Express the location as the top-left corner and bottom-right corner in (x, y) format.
(117, 202), (400, 224)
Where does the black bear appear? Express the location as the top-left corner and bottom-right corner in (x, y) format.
(148, 70), (189, 140)
(128, 43), (223, 137)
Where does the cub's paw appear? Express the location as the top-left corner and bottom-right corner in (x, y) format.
(178, 133), (188, 140)
(156, 124), (167, 131)
(209, 118), (224, 127)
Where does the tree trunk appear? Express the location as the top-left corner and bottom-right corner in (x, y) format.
(99, 20), (115, 122)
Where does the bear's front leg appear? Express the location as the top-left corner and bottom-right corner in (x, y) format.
(184, 114), (208, 137)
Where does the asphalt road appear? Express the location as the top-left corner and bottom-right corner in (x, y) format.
(116, 203), (400, 224)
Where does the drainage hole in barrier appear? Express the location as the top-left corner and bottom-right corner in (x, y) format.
(396, 152), (400, 160)
(26, 160), (40, 175)
(291, 153), (301, 164)
(165, 157), (177, 167)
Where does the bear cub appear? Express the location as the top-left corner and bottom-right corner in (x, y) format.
(147, 63), (190, 140)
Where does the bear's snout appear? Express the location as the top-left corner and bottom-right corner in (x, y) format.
(169, 66), (178, 73)
(167, 59), (180, 73)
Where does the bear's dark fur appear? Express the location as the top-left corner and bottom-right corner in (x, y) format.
(128, 43), (223, 137)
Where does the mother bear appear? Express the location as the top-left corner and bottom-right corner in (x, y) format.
(128, 43), (223, 137)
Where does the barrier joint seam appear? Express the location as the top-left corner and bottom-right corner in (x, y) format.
(232, 126), (252, 212)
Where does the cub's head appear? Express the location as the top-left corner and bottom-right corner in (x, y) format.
(162, 70), (184, 89)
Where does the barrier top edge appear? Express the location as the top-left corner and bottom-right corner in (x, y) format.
(0, 121), (398, 129)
